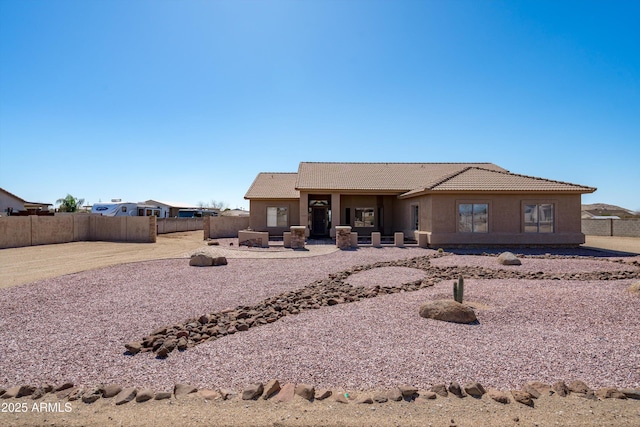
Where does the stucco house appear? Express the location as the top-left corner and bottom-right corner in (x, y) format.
(244, 162), (596, 247)
(0, 188), (52, 216)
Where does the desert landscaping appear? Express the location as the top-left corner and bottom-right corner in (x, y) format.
(1, 232), (639, 426)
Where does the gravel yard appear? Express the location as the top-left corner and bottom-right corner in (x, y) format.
(1, 247), (639, 393)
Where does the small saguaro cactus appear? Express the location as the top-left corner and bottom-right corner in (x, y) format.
(453, 275), (465, 303)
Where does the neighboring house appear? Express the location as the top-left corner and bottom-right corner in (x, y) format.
(145, 200), (201, 218)
(220, 208), (250, 217)
(581, 203), (639, 219)
(585, 215), (621, 220)
(244, 162), (596, 247)
(0, 188), (52, 215)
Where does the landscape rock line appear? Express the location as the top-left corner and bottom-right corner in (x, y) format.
(2, 247), (639, 399)
(126, 253), (640, 358)
(2, 378), (639, 409)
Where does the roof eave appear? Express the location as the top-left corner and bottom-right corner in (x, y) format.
(399, 188), (597, 199)
(245, 196), (300, 200)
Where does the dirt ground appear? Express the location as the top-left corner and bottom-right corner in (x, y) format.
(3, 391), (639, 427)
(1, 232), (638, 289)
(1, 232), (639, 426)
(0, 231), (206, 288)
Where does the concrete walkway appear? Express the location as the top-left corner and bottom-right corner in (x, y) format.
(195, 238), (340, 259)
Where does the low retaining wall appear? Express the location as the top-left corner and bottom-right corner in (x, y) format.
(238, 230), (269, 248)
(204, 216), (251, 239)
(0, 215), (156, 249)
(157, 218), (203, 234)
(582, 218), (640, 237)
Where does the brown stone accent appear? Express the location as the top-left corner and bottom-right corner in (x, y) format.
(290, 226), (306, 249)
(335, 226), (352, 250)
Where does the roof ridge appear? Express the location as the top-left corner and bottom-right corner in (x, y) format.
(299, 161), (499, 165)
(463, 167), (596, 190)
(0, 187), (27, 203)
(425, 166), (474, 190)
(257, 172), (298, 175)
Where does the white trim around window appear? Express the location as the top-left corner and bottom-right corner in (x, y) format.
(266, 206), (288, 227)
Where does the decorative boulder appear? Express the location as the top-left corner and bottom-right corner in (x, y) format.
(189, 254), (214, 267)
(189, 254), (227, 267)
(213, 256), (228, 266)
(497, 252), (521, 266)
(628, 281), (640, 294)
(419, 300), (477, 324)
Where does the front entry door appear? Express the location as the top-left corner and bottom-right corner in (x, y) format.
(312, 207), (328, 236)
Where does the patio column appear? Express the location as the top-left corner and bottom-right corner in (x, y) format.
(335, 226), (351, 249)
(299, 192), (309, 237)
(330, 193), (341, 238)
(290, 226), (306, 249)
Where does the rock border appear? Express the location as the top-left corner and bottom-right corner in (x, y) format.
(2, 380), (638, 408)
(126, 253), (640, 358)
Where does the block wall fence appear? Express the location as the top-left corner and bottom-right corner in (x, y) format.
(581, 218), (640, 238)
(4, 216), (636, 249)
(156, 218), (203, 234)
(204, 216), (250, 239)
(0, 215), (156, 249)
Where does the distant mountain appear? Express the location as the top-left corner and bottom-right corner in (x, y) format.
(582, 203), (639, 218)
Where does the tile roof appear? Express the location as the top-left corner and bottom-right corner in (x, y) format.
(146, 200), (200, 208)
(400, 167), (596, 197)
(295, 162), (507, 191)
(244, 173), (300, 199)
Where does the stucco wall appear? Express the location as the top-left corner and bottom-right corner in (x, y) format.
(582, 218), (640, 237)
(204, 216), (251, 239)
(157, 218), (203, 234)
(393, 197), (415, 236)
(73, 214), (92, 241)
(0, 216), (31, 248)
(0, 191), (25, 214)
(420, 193), (585, 246)
(248, 199), (299, 235)
(340, 195), (381, 234)
(0, 215), (156, 249)
(31, 215), (75, 245)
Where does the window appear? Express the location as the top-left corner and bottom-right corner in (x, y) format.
(354, 208), (375, 227)
(411, 205), (419, 230)
(458, 203), (488, 233)
(524, 204), (554, 233)
(267, 207), (288, 227)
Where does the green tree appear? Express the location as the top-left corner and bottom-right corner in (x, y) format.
(56, 194), (85, 212)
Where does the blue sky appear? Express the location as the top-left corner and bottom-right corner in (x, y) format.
(1, 0), (638, 211)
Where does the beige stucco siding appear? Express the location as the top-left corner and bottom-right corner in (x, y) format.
(340, 195), (379, 233)
(249, 199), (300, 235)
(392, 197), (413, 235)
(422, 193), (585, 246)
